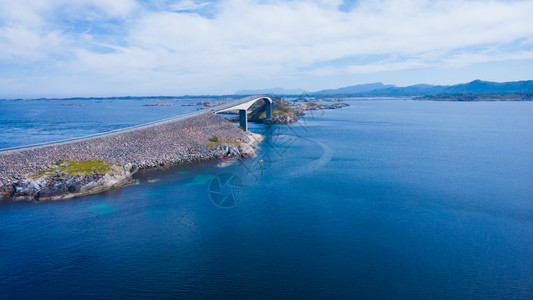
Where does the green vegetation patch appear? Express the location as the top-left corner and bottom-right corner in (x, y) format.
(259, 107), (296, 118)
(207, 138), (243, 149)
(33, 160), (117, 177)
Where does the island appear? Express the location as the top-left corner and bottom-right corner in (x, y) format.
(144, 102), (174, 106)
(415, 93), (533, 101)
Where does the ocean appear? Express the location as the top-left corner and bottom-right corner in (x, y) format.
(0, 99), (532, 298)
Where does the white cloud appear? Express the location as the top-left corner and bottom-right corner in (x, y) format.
(443, 50), (533, 68)
(0, 0), (532, 97)
(0, 0), (140, 61)
(168, 0), (211, 11)
(307, 60), (430, 77)
(0, 25), (64, 60)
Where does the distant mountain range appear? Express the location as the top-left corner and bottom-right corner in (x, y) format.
(234, 87), (306, 95)
(235, 80), (533, 97)
(339, 80), (533, 96)
(312, 82), (396, 95)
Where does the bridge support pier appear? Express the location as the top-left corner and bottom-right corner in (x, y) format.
(239, 109), (248, 131)
(265, 101), (272, 122)
(215, 96), (273, 131)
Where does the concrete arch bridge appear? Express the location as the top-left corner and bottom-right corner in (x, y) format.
(211, 96), (273, 131)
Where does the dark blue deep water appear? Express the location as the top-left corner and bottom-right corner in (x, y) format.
(1, 100), (532, 299)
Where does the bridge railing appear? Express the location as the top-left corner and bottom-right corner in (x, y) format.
(210, 95), (271, 113)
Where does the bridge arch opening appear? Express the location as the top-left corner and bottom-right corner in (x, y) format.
(214, 96), (273, 132)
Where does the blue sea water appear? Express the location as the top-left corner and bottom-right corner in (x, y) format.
(0, 98), (219, 149)
(0, 100), (532, 299)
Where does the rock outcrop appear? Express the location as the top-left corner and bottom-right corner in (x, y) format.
(212, 132), (263, 159)
(10, 163), (136, 201)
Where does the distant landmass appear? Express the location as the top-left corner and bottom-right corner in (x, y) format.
(234, 88), (306, 95)
(233, 80), (533, 97)
(5, 80), (533, 101)
(415, 93), (533, 101)
(310, 80), (533, 96)
(312, 82), (396, 95)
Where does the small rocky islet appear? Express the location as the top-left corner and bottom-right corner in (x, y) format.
(143, 102), (174, 106)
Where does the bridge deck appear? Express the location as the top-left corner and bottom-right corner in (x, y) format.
(0, 96), (270, 153)
(210, 95), (271, 113)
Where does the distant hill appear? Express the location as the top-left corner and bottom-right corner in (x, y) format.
(310, 80), (533, 96)
(234, 88), (305, 95)
(313, 82), (395, 95)
(441, 80), (533, 94)
(416, 93), (533, 101)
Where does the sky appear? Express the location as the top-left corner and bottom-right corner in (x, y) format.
(0, 0), (532, 98)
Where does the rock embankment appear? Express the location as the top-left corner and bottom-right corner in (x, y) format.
(0, 113), (261, 201)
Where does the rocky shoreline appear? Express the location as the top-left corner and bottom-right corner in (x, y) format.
(11, 163), (137, 201)
(0, 113), (262, 201)
(0, 97), (348, 202)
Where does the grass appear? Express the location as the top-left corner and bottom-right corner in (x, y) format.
(259, 107), (296, 118)
(32, 160), (118, 177)
(206, 138), (243, 149)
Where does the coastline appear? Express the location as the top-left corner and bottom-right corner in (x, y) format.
(0, 96), (347, 202)
(0, 113), (263, 201)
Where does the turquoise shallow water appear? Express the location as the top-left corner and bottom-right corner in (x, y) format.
(0, 100), (532, 298)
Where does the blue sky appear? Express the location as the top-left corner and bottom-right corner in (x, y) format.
(0, 0), (532, 98)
